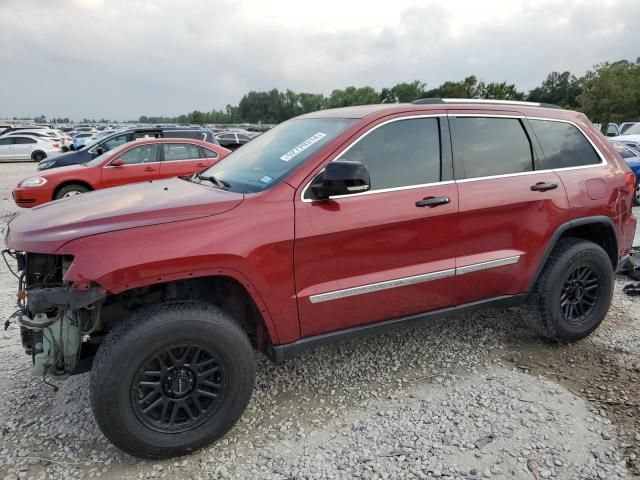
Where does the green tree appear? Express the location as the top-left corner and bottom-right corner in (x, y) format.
(324, 86), (380, 108)
(477, 81), (525, 100)
(527, 71), (582, 107)
(577, 59), (640, 132)
(188, 110), (206, 125)
(380, 81), (426, 103)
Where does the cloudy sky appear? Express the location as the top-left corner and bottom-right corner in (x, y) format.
(0, 0), (638, 120)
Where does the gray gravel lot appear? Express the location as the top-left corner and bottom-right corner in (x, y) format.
(0, 162), (638, 479)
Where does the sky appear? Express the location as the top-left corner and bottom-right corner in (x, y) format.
(0, 0), (638, 120)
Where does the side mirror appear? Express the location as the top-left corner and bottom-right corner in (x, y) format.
(310, 160), (370, 200)
(96, 147), (104, 156)
(110, 158), (125, 167)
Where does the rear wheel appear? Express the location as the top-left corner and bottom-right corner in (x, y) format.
(31, 151), (46, 162)
(54, 184), (89, 199)
(90, 301), (255, 459)
(634, 179), (640, 206)
(523, 238), (614, 342)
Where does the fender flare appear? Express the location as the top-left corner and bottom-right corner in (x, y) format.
(528, 215), (618, 292)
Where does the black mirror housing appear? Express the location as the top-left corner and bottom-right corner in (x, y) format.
(310, 160), (371, 199)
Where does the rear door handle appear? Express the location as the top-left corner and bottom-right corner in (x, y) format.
(195, 163), (206, 167)
(530, 182), (558, 192)
(415, 196), (451, 208)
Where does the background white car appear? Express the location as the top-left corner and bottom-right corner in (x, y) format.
(0, 134), (62, 162)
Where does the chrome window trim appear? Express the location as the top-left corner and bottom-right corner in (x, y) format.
(452, 114), (607, 183)
(309, 254), (521, 304)
(300, 114), (445, 203)
(300, 114), (608, 200)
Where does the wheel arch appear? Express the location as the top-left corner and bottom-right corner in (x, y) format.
(102, 270), (280, 349)
(529, 216), (618, 292)
(52, 180), (94, 200)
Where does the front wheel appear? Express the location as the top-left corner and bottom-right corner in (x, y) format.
(634, 179), (640, 206)
(523, 238), (614, 342)
(54, 184), (89, 199)
(90, 301), (256, 459)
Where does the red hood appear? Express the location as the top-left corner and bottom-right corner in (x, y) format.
(6, 177), (243, 253)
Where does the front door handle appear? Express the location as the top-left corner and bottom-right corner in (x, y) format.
(143, 167), (156, 172)
(415, 196), (451, 208)
(195, 163), (206, 167)
(530, 182), (558, 192)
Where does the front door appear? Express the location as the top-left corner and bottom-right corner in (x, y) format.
(448, 113), (570, 304)
(101, 143), (161, 187)
(0, 138), (12, 160)
(294, 115), (460, 337)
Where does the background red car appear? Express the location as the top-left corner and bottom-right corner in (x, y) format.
(13, 138), (230, 207)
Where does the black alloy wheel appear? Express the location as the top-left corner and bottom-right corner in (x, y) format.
(131, 343), (226, 433)
(559, 265), (600, 325)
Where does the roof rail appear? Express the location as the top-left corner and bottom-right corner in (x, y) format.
(411, 98), (562, 109)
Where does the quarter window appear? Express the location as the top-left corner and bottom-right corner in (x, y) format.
(454, 117), (533, 179)
(336, 117), (441, 190)
(530, 120), (601, 169)
(116, 144), (159, 165)
(162, 143), (200, 161)
(200, 147), (218, 159)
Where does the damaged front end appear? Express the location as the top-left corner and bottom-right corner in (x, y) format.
(3, 250), (106, 379)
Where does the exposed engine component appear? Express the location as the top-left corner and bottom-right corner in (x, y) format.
(19, 310), (81, 378)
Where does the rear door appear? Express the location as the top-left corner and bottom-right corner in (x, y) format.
(100, 143), (161, 187)
(295, 114), (460, 337)
(158, 142), (210, 178)
(449, 112), (570, 304)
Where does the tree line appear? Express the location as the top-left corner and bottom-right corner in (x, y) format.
(137, 58), (640, 132)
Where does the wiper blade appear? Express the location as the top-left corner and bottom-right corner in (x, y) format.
(194, 172), (230, 190)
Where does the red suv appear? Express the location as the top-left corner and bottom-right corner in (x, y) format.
(3, 100), (636, 459)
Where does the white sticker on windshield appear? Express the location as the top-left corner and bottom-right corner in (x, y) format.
(260, 175), (273, 184)
(280, 132), (327, 161)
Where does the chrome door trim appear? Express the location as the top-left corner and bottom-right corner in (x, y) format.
(309, 268), (456, 304)
(455, 255), (521, 275)
(308, 255), (522, 303)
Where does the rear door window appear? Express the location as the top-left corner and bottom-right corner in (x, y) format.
(162, 143), (200, 161)
(453, 117), (533, 179)
(529, 119), (601, 169)
(102, 134), (129, 151)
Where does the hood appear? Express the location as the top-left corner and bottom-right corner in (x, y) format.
(6, 177), (243, 253)
(38, 148), (90, 170)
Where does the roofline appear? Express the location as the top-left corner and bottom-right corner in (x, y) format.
(412, 98), (562, 109)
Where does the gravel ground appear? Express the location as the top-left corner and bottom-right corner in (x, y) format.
(0, 162), (638, 480)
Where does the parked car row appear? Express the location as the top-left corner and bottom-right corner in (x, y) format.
(0, 126), (66, 162)
(594, 121), (638, 137)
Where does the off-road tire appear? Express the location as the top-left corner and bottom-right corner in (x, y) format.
(90, 301), (255, 459)
(523, 237), (614, 342)
(31, 151), (46, 162)
(54, 184), (89, 199)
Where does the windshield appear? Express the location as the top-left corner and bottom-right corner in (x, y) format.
(83, 141), (132, 166)
(623, 123), (640, 135)
(200, 118), (355, 193)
